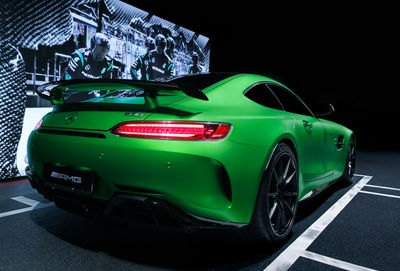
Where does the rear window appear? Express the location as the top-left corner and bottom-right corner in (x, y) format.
(244, 83), (284, 110)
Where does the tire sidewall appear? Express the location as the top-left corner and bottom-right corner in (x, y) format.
(341, 137), (356, 185)
(252, 143), (299, 244)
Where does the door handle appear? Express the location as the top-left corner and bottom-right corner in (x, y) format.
(303, 120), (313, 130)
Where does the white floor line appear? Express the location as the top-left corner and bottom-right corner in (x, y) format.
(0, 196), (54, 219)
(264, 175), (373, 271)
(12, 196), (40, 207)
(0, 207), (35, 218)
(359, 190), (400, 199)
(301, 250), (378, 271)
(365, 184), (400, 192)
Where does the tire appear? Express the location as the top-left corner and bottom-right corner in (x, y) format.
(340, 137), (356, 185)
(245, 142), (299, 244)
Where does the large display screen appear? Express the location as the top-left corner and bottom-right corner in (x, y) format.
(0, 0), (210, 179)
(21, 1), (210, 107)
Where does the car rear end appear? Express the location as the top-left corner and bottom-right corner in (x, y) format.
(26, 76), (270, 232)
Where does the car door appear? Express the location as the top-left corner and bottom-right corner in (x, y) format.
(267, 83), (329, 182)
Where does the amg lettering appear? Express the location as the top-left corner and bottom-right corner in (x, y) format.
(50, 171), (82, 184)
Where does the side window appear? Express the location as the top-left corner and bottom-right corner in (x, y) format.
(267, 84), (313, 116)
(244, 83), (284, 110)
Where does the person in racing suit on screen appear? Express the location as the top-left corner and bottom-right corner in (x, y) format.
(146, 34), (174, 80)
(130, 37), (155, 80)
(64, 32), (113, 80)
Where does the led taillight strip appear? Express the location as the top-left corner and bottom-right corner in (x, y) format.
(111, 121), (231, 140)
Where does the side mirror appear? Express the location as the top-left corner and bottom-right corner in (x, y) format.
(316, 104), (335, 118)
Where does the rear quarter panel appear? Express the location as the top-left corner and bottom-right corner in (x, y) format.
(169, 74), (355, 202)
(156, 74), (299, 219)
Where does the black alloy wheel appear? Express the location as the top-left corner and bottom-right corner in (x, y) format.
(267, 149), (298, 238)
(247, 143), (298, 244)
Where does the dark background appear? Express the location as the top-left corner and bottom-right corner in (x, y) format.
(127, 1), (397, 150)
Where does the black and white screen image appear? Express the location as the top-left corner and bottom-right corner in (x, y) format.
(22, 1), (210, 107)
(0, 0), (210, 180)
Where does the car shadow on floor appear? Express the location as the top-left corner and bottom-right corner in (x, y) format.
(30, 206), (277, 270)
(29, 179), (352, 270)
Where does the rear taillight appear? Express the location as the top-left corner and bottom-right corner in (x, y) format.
(111, 121), (231, 140)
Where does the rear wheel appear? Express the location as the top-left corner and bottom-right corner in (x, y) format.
(247, 143), (299, 244)
(340, 137), (356, 185)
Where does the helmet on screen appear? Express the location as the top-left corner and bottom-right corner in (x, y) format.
(155, 34), (166, 51)
(93, 33), (110, 50)
(145, 37), (155, 50)
(167, 37), (175, 50)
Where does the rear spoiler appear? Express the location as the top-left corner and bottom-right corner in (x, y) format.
(35, 79), (209, 104)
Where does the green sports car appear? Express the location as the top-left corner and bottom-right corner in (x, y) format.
(26, 73), (356, 243)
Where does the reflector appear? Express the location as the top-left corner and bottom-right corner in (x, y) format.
(34, 119), (43, 130)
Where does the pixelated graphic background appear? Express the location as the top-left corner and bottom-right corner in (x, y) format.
(0, 0), (210, 179)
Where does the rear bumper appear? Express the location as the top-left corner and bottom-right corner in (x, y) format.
(27, 128), (271, 223)
(26, 166), (247, 232)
